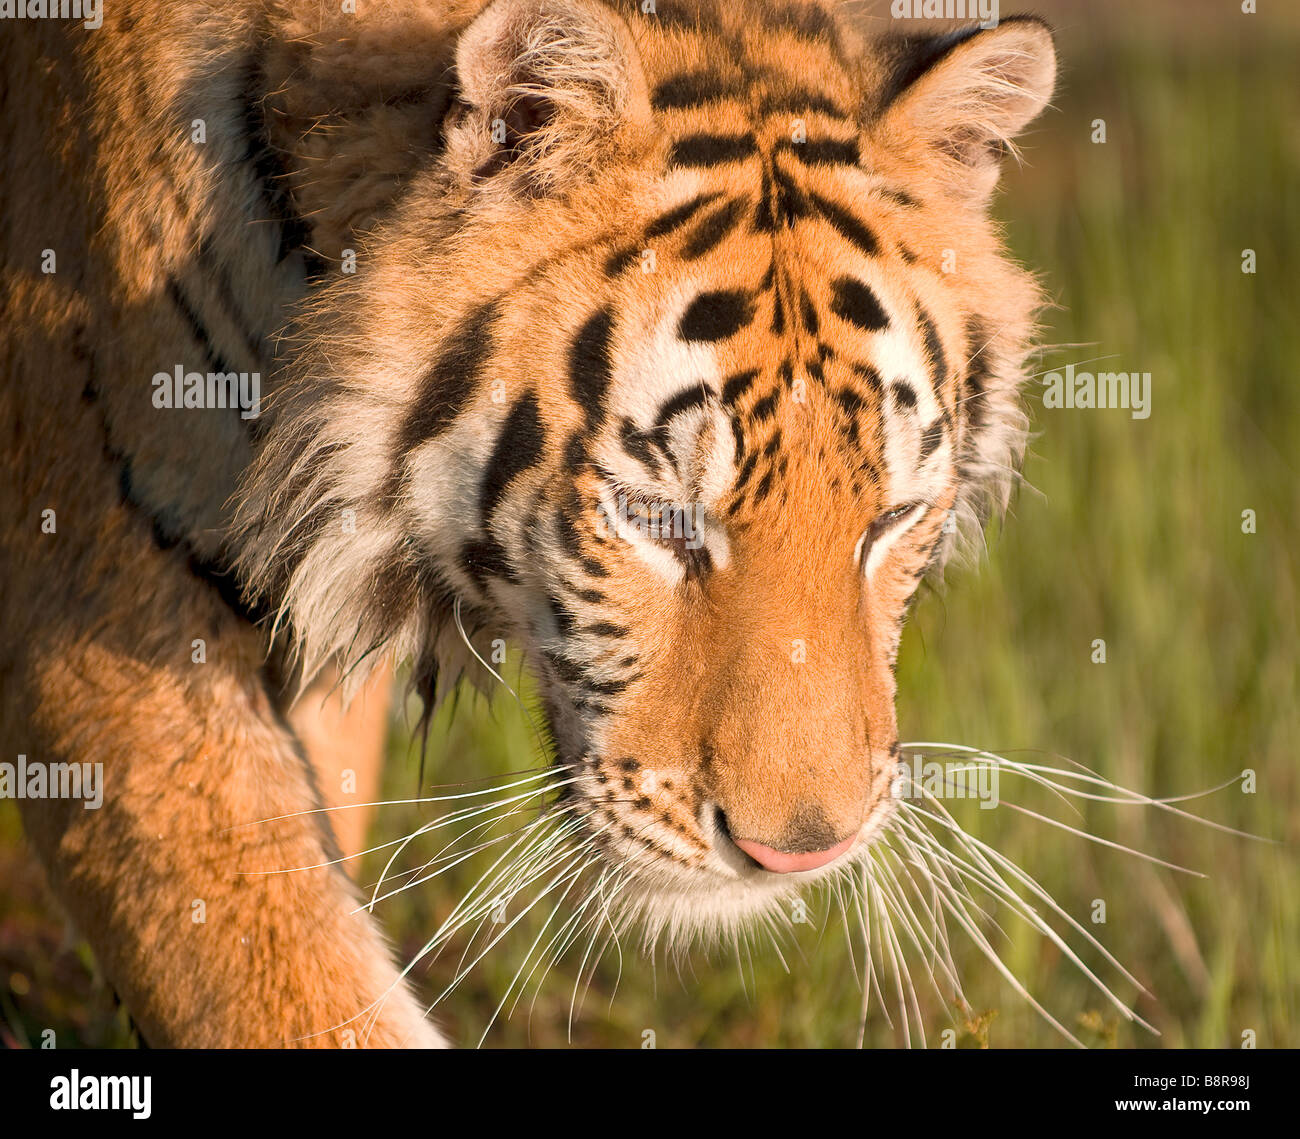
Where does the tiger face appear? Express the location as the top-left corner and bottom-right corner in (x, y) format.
(239, 0), (1055, 941)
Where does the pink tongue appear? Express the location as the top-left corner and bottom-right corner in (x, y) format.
(733, 833), (855, 874)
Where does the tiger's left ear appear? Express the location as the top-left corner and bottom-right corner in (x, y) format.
(451, 0), (652, 194)
(872, 16), (1056, 201)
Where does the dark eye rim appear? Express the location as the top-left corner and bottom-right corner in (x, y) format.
(856, 501), (928, 567)
(597, 475), (713, 577)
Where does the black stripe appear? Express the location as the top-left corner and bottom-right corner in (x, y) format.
(196, 236), (266, 361)
(761, 2), (837, 41)
(834, 386), (867, 417)
(733, 452), (759, 492)
(799, 290), (820, 335)
(460, 537), (513, 589)
(563, 430), (588, 473)
(646, 192), (725, 238)
(165, 277), (262, 440)
(669, 133), (759, 167)
(770, 287), (786, 334)
(963, 316), (994, 429)
(619, 417), (664, 473)
(758, 89), (848, 119)
(891, 381), (918, 409)
(852, 361), (884, 391)
(877, 186), (921, 209)
(830, 277), (890, 332)
(397, 299), (500, 454)
(89, 340), (271, 627)
(651, 71), (738, 111)
(771, 165), (808, 222)
(239, 45), (313, 266)
(166, 278), (240, 378)
(919, 416), (946, 462)
(750, 390), (780, 423)
(876, 25), (984, 112)
(681, 197), (748, 259)
(654, 385), (709, 427)
(730, 415), (745, 464)
(721, 368), (760, 405)
(774, 137), (860, 167)
(569, 308), (616, 430)
(479, 390), (545, 526)
(549, 596), (578, 638)
(651, 1), (724, 33)
(604, 245), (639, 276)
(807, 191), (879, 259)
(678, 289), (755, 342)
(919, 309), (949, 389)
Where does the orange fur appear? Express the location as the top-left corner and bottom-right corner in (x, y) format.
(1, 0), (1054, 1043)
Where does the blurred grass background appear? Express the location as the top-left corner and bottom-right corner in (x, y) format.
(2, 0), (1296, 1048)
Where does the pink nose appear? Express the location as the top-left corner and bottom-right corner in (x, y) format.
(733, 833), (857, 874)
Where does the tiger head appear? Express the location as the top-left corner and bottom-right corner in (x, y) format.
(238, 0), (1055, 941)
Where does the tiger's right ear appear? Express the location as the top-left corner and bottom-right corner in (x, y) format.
(450, 0), (652, 195)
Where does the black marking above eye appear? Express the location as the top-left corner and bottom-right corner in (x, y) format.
(678, 289), (756, 342)
(891, 381), (918, 409)
(830, 277), (889, 332)
(619, 416), (664, 474)
(654, 384), (710, 428)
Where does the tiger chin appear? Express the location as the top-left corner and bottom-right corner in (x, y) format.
(1, 0), (1053, 1047)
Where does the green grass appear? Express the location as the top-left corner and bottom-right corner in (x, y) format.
(2, 15), (1296, 1049)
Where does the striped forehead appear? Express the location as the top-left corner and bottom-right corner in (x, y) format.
(583, 241), (954, 514)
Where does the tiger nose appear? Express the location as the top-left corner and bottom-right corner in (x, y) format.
(731, 833), (857, 874)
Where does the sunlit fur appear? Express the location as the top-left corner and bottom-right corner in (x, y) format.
(236, 0), (1057, 958)
(2, 0), (1078, 1048)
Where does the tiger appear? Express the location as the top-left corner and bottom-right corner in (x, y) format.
(0, 0), (1055, 1047)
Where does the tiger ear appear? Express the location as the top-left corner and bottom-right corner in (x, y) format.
(451, 0), (651, 194)
(872, 16), (1056, 201)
